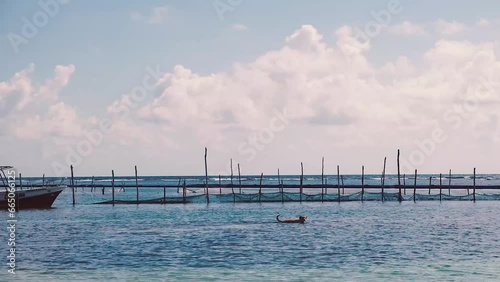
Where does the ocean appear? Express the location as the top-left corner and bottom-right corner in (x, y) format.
(2, 175), (500, 281)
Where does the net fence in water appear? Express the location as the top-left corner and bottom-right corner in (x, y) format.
(97, 191), (500, 204)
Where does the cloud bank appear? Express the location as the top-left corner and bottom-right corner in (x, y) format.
(2, 23), (500, 175)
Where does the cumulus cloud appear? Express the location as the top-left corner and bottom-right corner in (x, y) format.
(0, 64), (80, 139)
(5, 24), (500, 174)
(476, 18), (490, 27)
(232, 24), (248, 31)
(434, 19), (466, 35)
(132, 6), (169, 24)
(12, 102), (83, 139)
(133, 25), (378, 143)
(388, 21), (427, 36)
(119, 24), (500, 154)
(0, 64), (75, 113)
(18, 64), (75, 110)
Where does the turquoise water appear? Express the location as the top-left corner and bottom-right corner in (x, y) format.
(3, 198), (500, 281)
(16, 174), (500, 204)
(3, 174), (500, 281)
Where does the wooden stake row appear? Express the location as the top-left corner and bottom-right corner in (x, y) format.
(60, 148), (486, 205)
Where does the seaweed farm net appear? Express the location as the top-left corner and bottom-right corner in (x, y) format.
(12, 174), (500, 205)
(94, 191), (500, 205)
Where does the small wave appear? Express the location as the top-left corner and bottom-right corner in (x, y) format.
(281, 178), (301, 181)
(161, 179), (182, 182)
(77, 179), (95, 182)
(211, 178), (234, 181)
(90, 178), (143, 182)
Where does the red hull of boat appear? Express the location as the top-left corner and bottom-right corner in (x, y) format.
(1, 188), (64, 209)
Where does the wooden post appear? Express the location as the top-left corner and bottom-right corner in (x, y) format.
(361, 165), (365, 202)
(70, 166), (75, 205)
(321, 178), (324, 203)
(135, 165), (139, 204)
(238, 163), (242, 194)
(473, 168), (476, 202)
(228, 160), (235, 196)
(219, 175), (222, 195)
(325, 173), (328, 195)
(300, 162), (303, 203)
(183, 180), (186, 204)
(232, 181), (236, 204)
(19, 173), (22, 191)
(337, 165), (341, 203)
(321, 157), (325, 185)
(414, 169), (417, 203)
(230, 159), (235, 197)
(397, 150), (402, 202)
(259, 173), (263, 203)
(278, 168), (281, 186)
(403, 174), (406, 195)
(281, 180), (284, 203)
(321, 157), (325, 200)
(448, 169), (452, 195)
(204, 147), (209, 204)
(42, 174), (45, 186)
(111, 170), (115, 205)
(381, 157), (387, 202)
(163, 186), (166, 204)
(428, 176), (432, 195)
(439, 173), (442, 202)
(91, 176), (95, 193)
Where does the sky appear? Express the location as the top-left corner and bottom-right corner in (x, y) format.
(1, 0), (500, 177)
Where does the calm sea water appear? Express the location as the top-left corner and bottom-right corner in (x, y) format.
(2, 175), (500, 281)
(14, 174), (500, 204)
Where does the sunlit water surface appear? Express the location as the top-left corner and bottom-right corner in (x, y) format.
(2, 197), (500, 281)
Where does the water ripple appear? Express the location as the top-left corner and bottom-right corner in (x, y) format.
(1, 202), (499, 281)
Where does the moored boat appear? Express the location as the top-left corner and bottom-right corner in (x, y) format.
(1, 166), (66, 209)
(0, 186), (66, 209)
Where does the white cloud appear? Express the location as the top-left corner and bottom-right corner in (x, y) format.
(434, 19), (466, 35)
(5, 24), (500, 174)
(380, 56), (415, 77)
(131, 6), (169, 24)
(18, 64), (75, 110)
(0, 64), (34, 112)
(388, 21), (427, 36)
(0, 64), (80, 140)
(232, 24), (248, 31)
(126, 25), (500, 152)
(0, 64), (75, 112)
(286, 25), (327, 52)
(476, 18), (490, 27)
(13, 102), (83, 139)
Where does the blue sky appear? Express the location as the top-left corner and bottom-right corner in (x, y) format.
(1, 0), (500, 176)
(2, 0), (499, 116)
